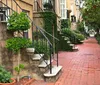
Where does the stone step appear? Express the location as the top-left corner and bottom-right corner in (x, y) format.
(38, 60), (50, 73)
(72, 46), (78, 51)
(67, 41), (71, 44)
(26, 48), (35, 56)
(32, 54), (44, 66)
(59, 32), (63, 35)
(80, 40), (84, 43)
(69, 44), (74, 47)
(64, 37), (69, 41)
(26, 48), (35, 53)
(38, 60), (50, 68)
(61, 36), (65, 38)
(32, 54), (44, 60)
(44, 65), (62, 82)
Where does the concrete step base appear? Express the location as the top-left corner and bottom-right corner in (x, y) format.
(72, 46), (78, 51)
(32, 54), (44, 65)
(44, 65), (62, 82)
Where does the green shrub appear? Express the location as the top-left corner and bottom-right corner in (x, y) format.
(33, 31), (43, 39)
(8, 12), (30, 31)
(61, 28), (73, 37)
(6, 37), (32, 53)
(77, 21), (84, 33)
(14, 64), (24, 75)
(61, 19), (71, 29)
(33, 40), (50, 59)
(73, 30), (81, 34)
(0, 66), (12, 83)
(61, 28), (85, 44)
(96, 34), (100, 44)
(74, 32), (85, 41)
(33, 40), (49, 53)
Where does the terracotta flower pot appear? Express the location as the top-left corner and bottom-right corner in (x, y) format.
(0, 78), (16, 85)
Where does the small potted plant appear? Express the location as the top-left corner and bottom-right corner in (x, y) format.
(0, 66), (16, 85)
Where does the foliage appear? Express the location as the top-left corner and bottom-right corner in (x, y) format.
(33, 40), (50, 55)
(6, 37), (32, 53)
(74, 32), (85, 41)
(96, 34), (100, 44)
(61, 28), (85, 44)
(73, 30), (81, 34)
(14, 64), (25, 75)
(8, 12), (30, 31)
(81, 0), (100, 29)
(0, 66), (12, 83)
(43, 2), (53, 10)
(77, 21), (84, 33)
(41, 12), (57, 37)
(58, 35), (73, 51)
(32, 31), (43, 39)
(61, 28), (74, 37)
(61, 19), (71, 29)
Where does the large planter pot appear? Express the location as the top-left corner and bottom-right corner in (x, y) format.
(0, 78), (16, 85)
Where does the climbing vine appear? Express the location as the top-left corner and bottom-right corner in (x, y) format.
(40, 12), (57, 38)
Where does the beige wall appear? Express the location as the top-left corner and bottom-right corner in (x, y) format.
(55, 0), (61, 17)
(67, 0), (71, 10)
(67, 0), (80, 22)
(21, 0), (33, 5)
(17, 1), (33, 40)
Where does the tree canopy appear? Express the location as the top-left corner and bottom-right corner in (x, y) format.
(81, 0), (100, 29)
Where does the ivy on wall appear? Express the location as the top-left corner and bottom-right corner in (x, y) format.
(40, 11), (57, 38)
(61, 19), (71, 29)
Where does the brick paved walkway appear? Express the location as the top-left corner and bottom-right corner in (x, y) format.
(31, 38), (100, 85)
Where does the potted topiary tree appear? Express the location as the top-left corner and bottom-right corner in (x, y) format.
(6, 12), (31, 82)
(0, 66), (16, 85)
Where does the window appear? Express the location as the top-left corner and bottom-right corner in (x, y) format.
(42, 0), (49, 4)
(23, 30), (28, 39)
(60, 0), (67, 19)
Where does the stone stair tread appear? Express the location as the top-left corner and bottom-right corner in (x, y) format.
(59, 32), (63, 35)
(64, 37), (69, 40)
(44, 65), (62, 77)
(64, 37), (68, 40)
(80, 40), (84, 43)
(67, 41), (71, 43)
(38, 60), (50, 68)
(26, 48), (35, 53)
(32, 54), (44, 60)
(62, 36), (65, 38)
(70, 44), (74, 46)
(73, 46), (78, 50)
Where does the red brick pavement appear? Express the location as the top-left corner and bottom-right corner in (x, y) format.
(31, 38), (100, 85)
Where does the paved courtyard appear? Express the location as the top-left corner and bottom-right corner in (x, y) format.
(31, 38), (100, 85)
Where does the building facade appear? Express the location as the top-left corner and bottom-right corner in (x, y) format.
(0, 0), (33, 40)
